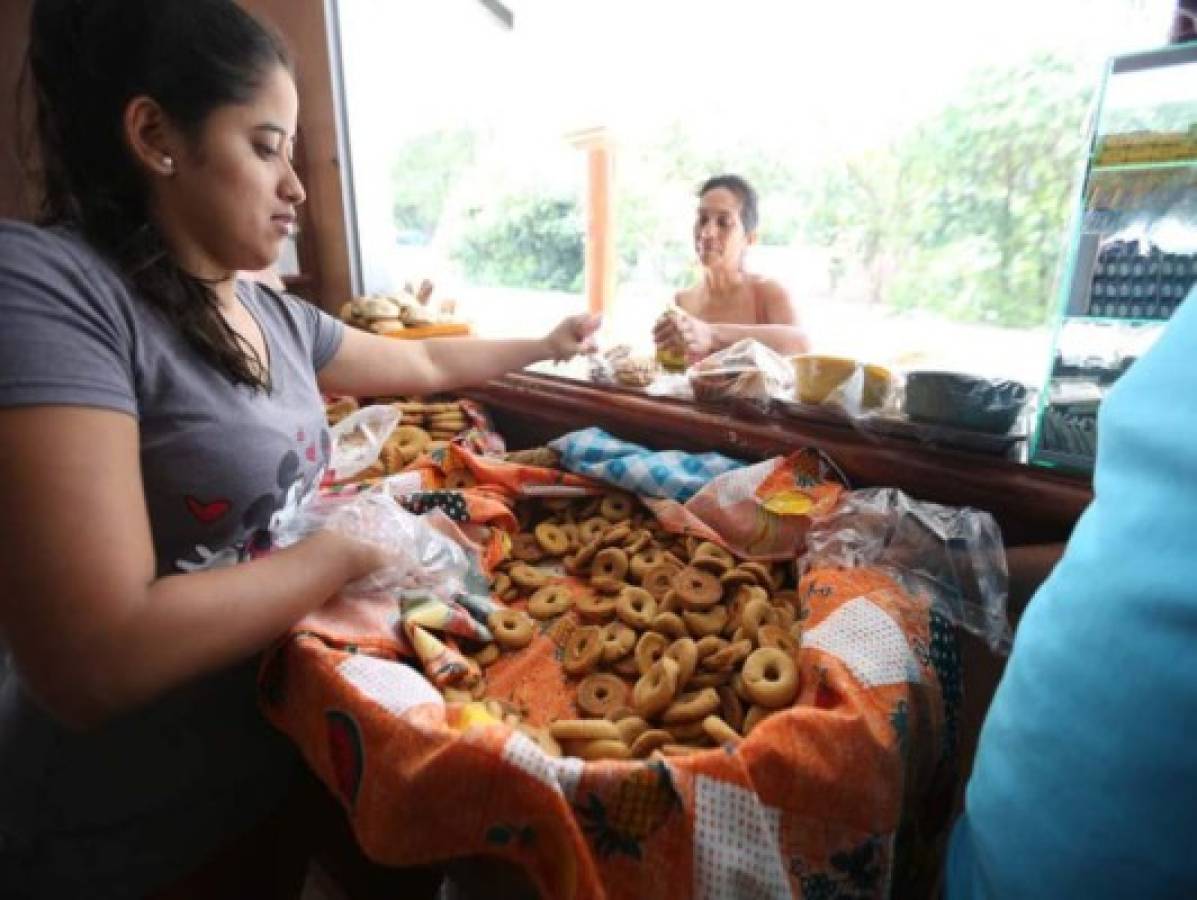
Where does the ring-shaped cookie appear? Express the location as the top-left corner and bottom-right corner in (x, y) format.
(534, 523), (570, 556)
(622, 528), (651, 555)
(575, 591), (617, 622)
(488, 609), (534, 650)
(658, 590), (682, 615)
(673, 566), (723, 610)
(629, 728), (673, 758)
(719, 567), (757, 591)
(576, 672), (629, 718)
(614, 714), (649, 745)
(615, 586), (657, 630)
(691, 541), (735, 574)
(562, 625), (604, 676)
(508, 563), (548, 590)
(590, 574), (625, 595)
(559, 523), (581, 551)
(599, 522), (633, 548)
(738, 560), (775, 589)
(650, 611), (687, 639)
(661, 687), (721, 724)
(570, 538), (602, 572)
(528, 584), (574, 620)
(591, 547), (629, 583)
(634, 631), (669, 675)
(630, 548), (673, 580)
(702, 714), (742, 745)
(570, 739), (632, 761)
(740, 598), (778, 641)
(663, 718), (709, 743)
(578, 517), (609, 544)
(741, 647), (799, 709)
(393, 425), (430, 461)
(694, 635), (728, 660)
(700, 638), (752, 672)
(599, 493), (634, 522)
(632, 657), (680, 719)
(663, 637), (698, 688)
(683, 604), (728, 638)
(549, 718), (620, 742)
(641, 564), (678, 601)
(600, 622), (637, 662)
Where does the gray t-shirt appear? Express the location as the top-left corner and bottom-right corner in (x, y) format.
(0, 221), (345, 898)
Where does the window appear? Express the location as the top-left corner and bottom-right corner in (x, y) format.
(333, 0), (1174, 383)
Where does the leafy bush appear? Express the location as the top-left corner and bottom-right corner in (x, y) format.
(452, 193), (585, 292)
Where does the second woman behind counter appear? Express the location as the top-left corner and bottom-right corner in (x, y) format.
(652, 174), (811, 365)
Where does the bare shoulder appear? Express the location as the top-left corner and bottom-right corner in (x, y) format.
(751, 277), (799, 324)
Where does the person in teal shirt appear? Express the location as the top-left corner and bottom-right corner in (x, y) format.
(948, 293), (1197, 896)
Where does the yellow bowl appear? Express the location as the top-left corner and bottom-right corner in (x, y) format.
(862, 364), (893, 409)
(792, 354), (858, 405)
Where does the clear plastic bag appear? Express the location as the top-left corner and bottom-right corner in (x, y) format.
(900, 370), (1030, 435)
(687, 338), (794, 411)
(273, 491), (476, 603)
(787, 355), (895, 419)
(328, 404), (401, 482)
(586, 345), (623, 386)
(644, 372), (695, 401)
(805, 487), (1013, 654)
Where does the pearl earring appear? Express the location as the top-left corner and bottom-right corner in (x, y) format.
(162, 155), (174, 173)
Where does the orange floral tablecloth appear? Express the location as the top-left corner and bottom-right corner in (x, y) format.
(260, 563), (957, 898)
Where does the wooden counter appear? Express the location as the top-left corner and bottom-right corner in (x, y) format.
(465, 372), (1092, 546)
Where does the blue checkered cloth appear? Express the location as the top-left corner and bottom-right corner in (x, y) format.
(549, 427), (745, 502)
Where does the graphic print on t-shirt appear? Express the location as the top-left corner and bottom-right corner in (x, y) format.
(184, 495), (232, 524)
(175, 426), (329, 572)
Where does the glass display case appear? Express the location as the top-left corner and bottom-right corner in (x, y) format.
(1031, 42), (1197, 473)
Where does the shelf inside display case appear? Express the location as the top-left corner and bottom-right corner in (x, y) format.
(1092, 159), (1197, 174)
(1034, 312), (1166, 473)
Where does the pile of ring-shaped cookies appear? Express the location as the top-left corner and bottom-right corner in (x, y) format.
(323, 396), (475, 480)
(473, 491), (805, 761)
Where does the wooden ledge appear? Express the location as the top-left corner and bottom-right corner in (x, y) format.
(463, 372), (1093, 544)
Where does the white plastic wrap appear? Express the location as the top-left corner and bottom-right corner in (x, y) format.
(273, 491), (475, 603)
(644, 372), (695, 402)
(327, 405), (401, 482)
(687, 338), (794, 411)
(805, 487), (1013, 654)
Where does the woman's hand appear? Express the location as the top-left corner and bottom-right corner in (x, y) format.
(544, 313), (601, 361)
(654, 308), (714, 357)
(308, 529), (392, 585)
(652, 310), (683, 351)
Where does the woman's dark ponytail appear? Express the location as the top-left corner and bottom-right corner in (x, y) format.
(26, 0), (292, 390)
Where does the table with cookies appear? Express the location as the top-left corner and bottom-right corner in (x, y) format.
(260, 393), (967, 899)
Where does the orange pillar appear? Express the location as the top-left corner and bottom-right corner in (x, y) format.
(570, 128), (615, 318)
